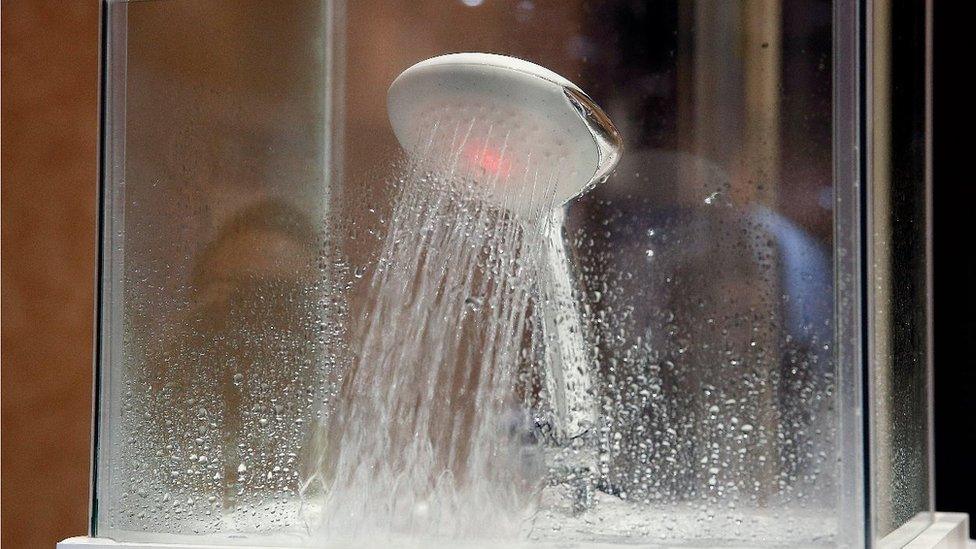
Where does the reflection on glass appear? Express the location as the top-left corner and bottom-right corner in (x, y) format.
(97, 0), (341, 540)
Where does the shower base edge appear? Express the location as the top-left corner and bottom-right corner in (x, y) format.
(58, 514), (974, 549)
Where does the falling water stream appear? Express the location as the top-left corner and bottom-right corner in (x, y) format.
(306, 117), (595, 543)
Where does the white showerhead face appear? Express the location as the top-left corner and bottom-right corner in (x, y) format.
(388, 53), (622, 214)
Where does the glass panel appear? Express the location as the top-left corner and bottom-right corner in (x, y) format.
(92, 0), (888, 546)
(95, 0), (340, 543)
(869, 0), (934, 544)
(327, 1), (851, 545)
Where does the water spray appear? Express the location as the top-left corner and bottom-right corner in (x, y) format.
(387, 52), (622, 439)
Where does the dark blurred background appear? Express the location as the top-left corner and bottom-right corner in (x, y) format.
(1, 1), (971, 547)
(931, 0), (975, 539)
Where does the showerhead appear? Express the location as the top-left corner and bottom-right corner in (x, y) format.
(388, 53), (622, 213)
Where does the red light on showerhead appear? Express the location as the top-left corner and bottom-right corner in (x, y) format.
(463, 142), (512, 179)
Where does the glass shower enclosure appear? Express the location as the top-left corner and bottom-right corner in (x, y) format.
(76, 0), (937, 547)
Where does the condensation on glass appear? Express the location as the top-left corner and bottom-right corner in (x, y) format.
(96, 0), (343, 542)
(92, 0), (932, 546)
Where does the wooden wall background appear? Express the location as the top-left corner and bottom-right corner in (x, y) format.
(2, 1), (100, 546)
